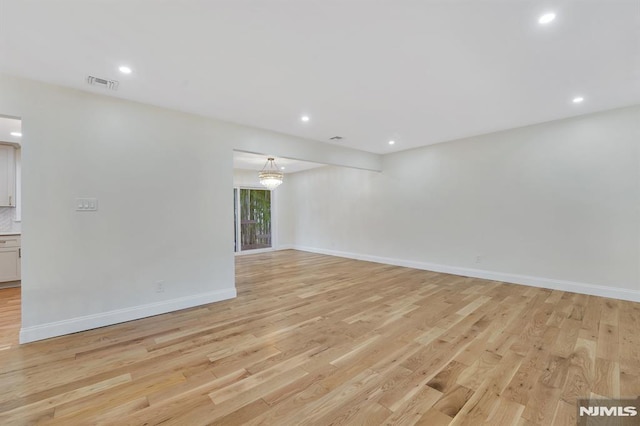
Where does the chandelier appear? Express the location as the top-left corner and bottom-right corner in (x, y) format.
(259, 157), (284, 190)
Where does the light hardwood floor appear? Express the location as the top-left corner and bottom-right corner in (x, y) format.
(0, 250), (638, 425)
(0, 287), (20, 351)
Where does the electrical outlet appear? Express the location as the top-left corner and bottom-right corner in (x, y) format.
(155, 281), (165, 293)
(475, 255), (482, 264)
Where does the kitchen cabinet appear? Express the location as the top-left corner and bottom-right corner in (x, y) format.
(0, 235), (20, 282)
(0, 145), (16, 207)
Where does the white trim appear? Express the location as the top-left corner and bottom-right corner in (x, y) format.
(19, 287), (237, 344)
(234, 187), (241, 252)
(236, 244), (295, 255)
(292, 246), (640, 303)
(235, 247), (276, 256)
(271, 189), (278, 250)
(0, 281), (20, 289)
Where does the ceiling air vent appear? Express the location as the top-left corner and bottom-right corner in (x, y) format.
(329, 136), (343, 140)
(87, 75), (119, 91)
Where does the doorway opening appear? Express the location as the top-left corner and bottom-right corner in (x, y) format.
(232, 150), (326, 256)
(0, 115), (22, 350)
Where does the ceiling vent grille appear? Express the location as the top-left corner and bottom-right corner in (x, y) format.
(87, 76), (119, 90)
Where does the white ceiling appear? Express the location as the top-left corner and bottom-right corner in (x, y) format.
(234, 151), (324, 174)
(0, 116), (22, 145)
(1, 1), (638, 154)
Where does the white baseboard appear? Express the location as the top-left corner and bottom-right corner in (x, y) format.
(235, 247), (276, 256)
(19, 287), (237, 344)
(233, 245), (294, 255)
(292, 246), (640, 303)
(0, 281), (20, 289)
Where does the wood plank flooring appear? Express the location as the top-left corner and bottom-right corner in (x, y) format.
(0, 287), (20, 351)
(0, 250), (638, 425)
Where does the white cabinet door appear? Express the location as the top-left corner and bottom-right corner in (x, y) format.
(0, 248), (20, 282)
(0, 145), (16, 207)
(0, 236), (21, 282)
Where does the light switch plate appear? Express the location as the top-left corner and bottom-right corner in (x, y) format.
(76, 198), (98, 211)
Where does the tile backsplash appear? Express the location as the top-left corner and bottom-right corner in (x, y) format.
(0, 207), (20, 232)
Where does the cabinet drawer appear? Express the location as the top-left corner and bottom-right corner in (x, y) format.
(0, 236), (20, 248)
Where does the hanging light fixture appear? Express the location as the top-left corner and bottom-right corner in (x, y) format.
(259, 157), (284, 190)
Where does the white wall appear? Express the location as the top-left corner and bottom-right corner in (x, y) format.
(286, 106), (640, 301)
(233, 169), (263, 188)
(3, 69), (637, 343)
(0, 74), (379, 342)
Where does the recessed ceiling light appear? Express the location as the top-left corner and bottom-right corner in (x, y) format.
(538, 12), (556, 24)
(572, 96), (584, 103)
(10, 132), (21, 137)
(301, 115), (310, 122)
(118, 65), (132, 74)
(280, 166), (285, 170)
(388, 140), (395, 145)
